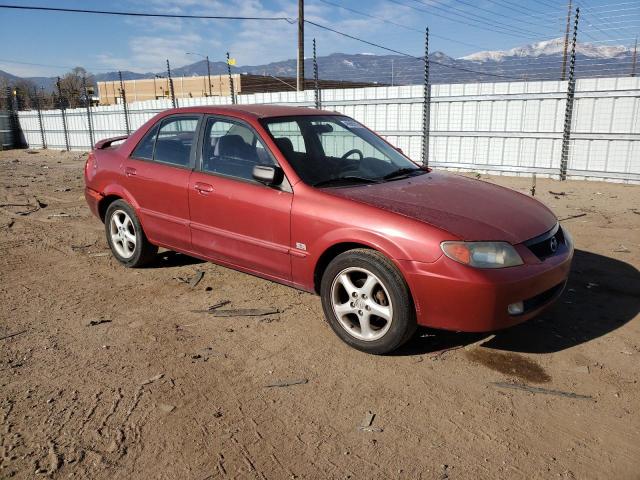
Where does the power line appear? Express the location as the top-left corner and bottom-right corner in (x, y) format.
(384, 0), (547, 40)
(315, 0), (492, 50)
(304, 19), (519, 80)
(407, 0), (557, 38)
(0, 4), (294, 22)
(435, 0), (565, 32)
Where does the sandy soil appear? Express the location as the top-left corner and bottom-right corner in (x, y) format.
(1, 149), (639, 480)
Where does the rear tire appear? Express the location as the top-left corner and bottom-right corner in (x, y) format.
(320, 249), (416, 354)
(105, 200), (157, 267)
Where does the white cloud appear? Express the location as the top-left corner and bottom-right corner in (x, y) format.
(91, 0), (419, 73)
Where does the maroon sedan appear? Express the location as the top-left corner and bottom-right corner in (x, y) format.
(84, 105), (573, 354)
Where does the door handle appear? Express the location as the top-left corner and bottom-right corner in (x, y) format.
(125, 167), (137, 177)
(194, 182), (214, 194)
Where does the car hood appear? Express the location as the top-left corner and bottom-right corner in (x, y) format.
(325, 171), (557, 244)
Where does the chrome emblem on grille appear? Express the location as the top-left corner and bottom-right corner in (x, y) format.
(549, 236), (558, 253)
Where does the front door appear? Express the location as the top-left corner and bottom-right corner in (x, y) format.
(188, 116), (293, 282)
(124, 114), (201, 251)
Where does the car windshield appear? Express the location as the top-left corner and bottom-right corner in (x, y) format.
(261, 115), (425, 187)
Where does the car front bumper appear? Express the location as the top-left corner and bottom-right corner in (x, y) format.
(399, 241), (573, 332)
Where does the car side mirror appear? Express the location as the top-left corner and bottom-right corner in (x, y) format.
(253, 165), (284, 186)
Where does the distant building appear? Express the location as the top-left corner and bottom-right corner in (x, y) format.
(96, 73), (382, 105)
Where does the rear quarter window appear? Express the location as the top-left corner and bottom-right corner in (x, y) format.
(131, 124), (159, 160)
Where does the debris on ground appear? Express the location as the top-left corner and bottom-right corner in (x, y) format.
(0, 330), (27, 341)
(189, 270), (205, 288)
(430, 345), (464, 359)
(204, 308), (280, 317)
(191, 347), (224, 362)
(559, 213), (587, 221)
(86, 319), (112, 327)
(141, 373), (164, 386)
(190, 300), (231, 313)
(158, 403), (176, 414)
(491, 382), (593, 400)
(358, 411), (384, 432)
(265, 378), (308, 388)
(90, 252), (111, 257)
(176, 270), (205, 287)
(613, 245), (631, 253)
(549, 191), (566, 196)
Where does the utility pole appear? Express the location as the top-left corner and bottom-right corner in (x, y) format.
(561, 0), (573, 80)
(297, 0), (304, 91)
(631, 37), (638, 77)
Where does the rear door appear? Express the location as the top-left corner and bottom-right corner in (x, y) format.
(125, 114), (201, 251)
(188, 115), (293, 282)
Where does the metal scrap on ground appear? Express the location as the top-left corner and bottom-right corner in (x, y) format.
(0, 330), (27, 341)
(358, 411), (384, 432)
(141, 373), (164, 386)
(559, 213), (587, 221)
(491, 382), (593, 400)
(190, 300), (231, 313)
(206, 308), (280, 317)
(265, 378), (308, 388)
(189, 270), (205, 288)
(86, 319), (112, 327)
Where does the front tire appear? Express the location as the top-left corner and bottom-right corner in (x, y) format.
(320, 249), (417, 354)
(105, 200), (158, 267)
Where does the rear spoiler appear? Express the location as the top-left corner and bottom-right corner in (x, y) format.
(95, 135), (128, 150)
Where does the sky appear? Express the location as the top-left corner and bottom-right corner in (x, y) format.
(0, 0), (636, 78)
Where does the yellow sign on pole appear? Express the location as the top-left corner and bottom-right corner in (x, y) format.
(227, 58), (236, 66)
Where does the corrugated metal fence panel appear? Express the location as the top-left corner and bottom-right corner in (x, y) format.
(15, 76), (640, 182)
(568, 77), (640, 180)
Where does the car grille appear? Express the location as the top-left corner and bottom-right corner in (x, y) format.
(522, 282), (566, 313)
(524, 224), (565, 261)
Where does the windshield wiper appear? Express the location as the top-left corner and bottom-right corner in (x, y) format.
(382, 167), (424, 181)
(313, 176), (380, 188)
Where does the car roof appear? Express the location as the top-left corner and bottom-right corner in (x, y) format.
(165, 104), (340, 119)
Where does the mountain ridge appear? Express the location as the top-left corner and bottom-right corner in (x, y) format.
(1, 37), (634, 93)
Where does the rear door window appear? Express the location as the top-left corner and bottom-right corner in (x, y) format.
(154, 117), (199, 167)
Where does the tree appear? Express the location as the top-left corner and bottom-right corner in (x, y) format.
(57, 67), (96, 108)
(12, 78), (37, 110)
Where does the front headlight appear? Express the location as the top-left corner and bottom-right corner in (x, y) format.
(441, 241), (523, 268)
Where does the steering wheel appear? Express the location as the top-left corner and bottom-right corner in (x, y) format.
(341, 149), (364, 160)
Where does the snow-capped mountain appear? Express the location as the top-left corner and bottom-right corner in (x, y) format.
(460, 37), (629, 62)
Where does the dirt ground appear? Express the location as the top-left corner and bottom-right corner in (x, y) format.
(0, 148), (639, 480)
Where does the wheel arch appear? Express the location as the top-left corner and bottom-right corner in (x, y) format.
(96, 185), (141, 223)
(313, 242), (378, 294)
(98, 194), (123, 222)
